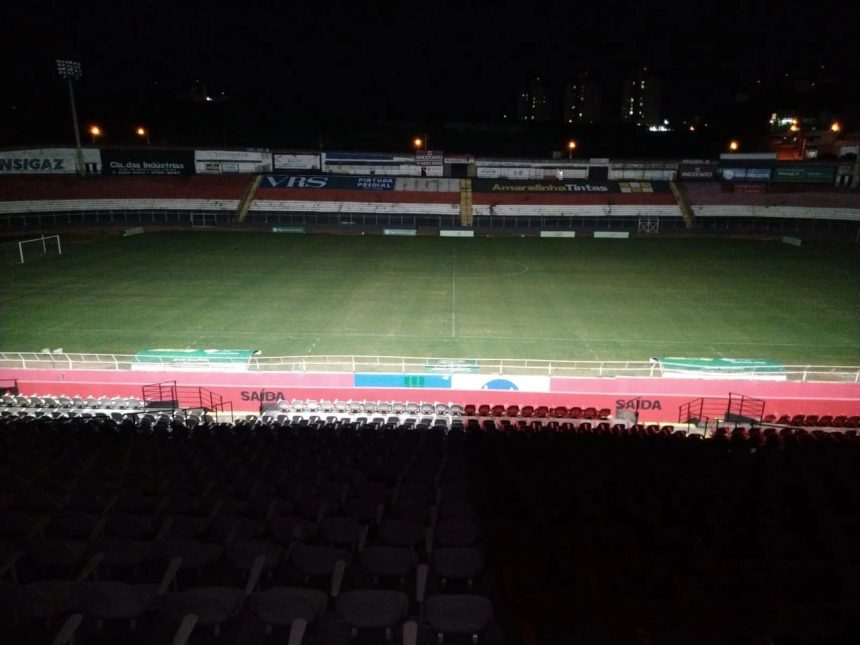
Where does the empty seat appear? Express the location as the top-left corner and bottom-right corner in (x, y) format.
(422, 594), (494, 642)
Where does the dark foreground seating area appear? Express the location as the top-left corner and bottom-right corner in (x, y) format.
(2, 412), (859, 644)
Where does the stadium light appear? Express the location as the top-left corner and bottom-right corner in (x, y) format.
(729, 140), (740, 152)
(567, 140), (577, 159)
(830, 121), (841, 133)
(135, 126), (150, 145)
(56, 59), (85, 176)
(88, 124), (103, 143)
(413, 137), (424, 150)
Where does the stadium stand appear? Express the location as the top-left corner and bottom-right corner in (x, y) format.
(2, 404), (859, 644)
(0, 175), (249, 228)
(684, 181), (860, 231)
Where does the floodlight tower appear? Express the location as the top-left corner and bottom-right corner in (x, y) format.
(56, 59), (85, 175)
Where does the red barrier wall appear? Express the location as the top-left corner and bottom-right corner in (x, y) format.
(3, 368), (858, 422)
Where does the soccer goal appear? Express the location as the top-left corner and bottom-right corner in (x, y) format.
(18, 235), (62, 263)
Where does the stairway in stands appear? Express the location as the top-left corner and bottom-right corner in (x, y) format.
(234, 174), (263, 222)
(669, 180), (696, 229)
(459, 179), (474, 227)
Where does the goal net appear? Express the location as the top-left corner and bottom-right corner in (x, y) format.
(18, 235), (62, 263)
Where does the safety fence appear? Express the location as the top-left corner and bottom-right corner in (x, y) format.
(1, 352), (859, 383)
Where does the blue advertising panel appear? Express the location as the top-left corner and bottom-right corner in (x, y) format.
(354, 374), (452, 388)
(261, 175), (396, 190)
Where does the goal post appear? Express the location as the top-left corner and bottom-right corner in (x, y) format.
(18, 235), (62, 264)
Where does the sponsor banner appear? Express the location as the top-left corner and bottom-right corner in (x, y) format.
(719, 167), (772, 182)
(444, 155), (475, 165)
(719, 153), (777, 160)
(323, 151), (415, 164)
(194, 150), (272, 174)
(782, 236), (802, 247)
(472, 179), (669, 193)
(476, 167), (589, 180)
(593, 231), (629, 238)
(273, 153), (322, 170)
(272, 226), (306, 233)
(354, 374), (452, 388)
(426, 359), (479, 373)
(772, 165), (836, 183)
(102, 149), (194, 176)
(383, 228), (417, 236)
(132, 349), (257, 372)
(653, 357), (786, 380)
(415, 150), (444, 166)
(0, 148), (101, 174)
(260, 175), (396, 190)
(540, 231), (576, 237)
(439, 230), (474, 237)
(451, 374), (551, 392)
(678, 163), (717, 180)
(195, 150), (272, 163)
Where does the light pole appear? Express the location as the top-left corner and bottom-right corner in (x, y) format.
(56, 59), (85, 176)
(567, 140), (577, 159)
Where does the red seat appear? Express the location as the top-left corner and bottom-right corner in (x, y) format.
(491, 405), (506, 417)
(817, 415), (833, 427)
(597, 408), (612, 419)
(534, 406), (548, 418)
(831, 415), (847, 427)
(803, 415), (819, 427)
(846, 416), (860, 428)
(551, 406), (567, 418)
(521, 405), (535, 417)
(567, 407), (583, 419)
(464, 404), (476, 416)
(789, 415), (805, 426)
(776, 415), (791, 425)
(582, 407), (598, 419)
(763, 414), (777, 424)
(477, 405), (491, 416)
(505, 405), (519, 417)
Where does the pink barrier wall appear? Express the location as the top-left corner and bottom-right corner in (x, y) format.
(3, 368), (858, 422)
(0, 176), (249, 200)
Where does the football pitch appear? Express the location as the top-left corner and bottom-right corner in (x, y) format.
(2, 231), (859, 366)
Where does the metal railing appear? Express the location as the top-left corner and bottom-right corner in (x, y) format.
(1, 351), (859, 383)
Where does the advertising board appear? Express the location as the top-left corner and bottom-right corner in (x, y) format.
(0, 148), (101, 174)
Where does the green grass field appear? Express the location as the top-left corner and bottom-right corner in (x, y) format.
(2, 231), (859, 365)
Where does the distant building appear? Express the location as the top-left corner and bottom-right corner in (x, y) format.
(620, 68), (661, 127)
(563, 73), (602, 125)
(517, 76), (553, 123)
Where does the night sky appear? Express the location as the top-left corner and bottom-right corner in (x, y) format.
(3, 0), (858, 152)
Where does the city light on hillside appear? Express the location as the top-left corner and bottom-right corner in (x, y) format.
(729, 140), (740, 152)
(830, 121), (841, 133)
